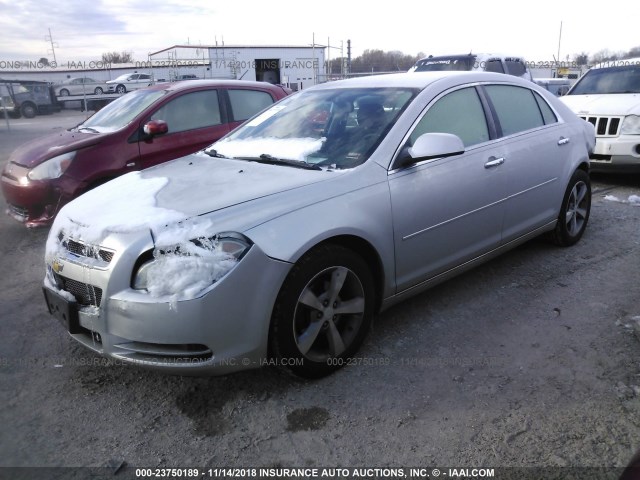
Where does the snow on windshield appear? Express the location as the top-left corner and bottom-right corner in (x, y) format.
(46, 172), (239, 303)
(213, 137), (325, 162)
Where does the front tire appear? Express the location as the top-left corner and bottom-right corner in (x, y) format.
(94, 87), (104, 95)
(551, 169), (591, 246)
(20, 102), (37, 118)
(115, 84), (126, 94)
(59, 89), (70, 96)
(270, 244), (375, 378)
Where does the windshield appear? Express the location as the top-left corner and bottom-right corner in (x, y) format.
(212, 87), (416, 169)
(412, 56), (476, 72)
(568, 65), (640, 95)
(79, 89), (165, 133)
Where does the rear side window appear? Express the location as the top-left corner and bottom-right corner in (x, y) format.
(485, 85), (544, 136)
(151, 90), (221, 133)
(228, 89), (274, 121)
(505, 59), (527, 77)
(485, 60), (505, 73)
(410, 87), (489, 147)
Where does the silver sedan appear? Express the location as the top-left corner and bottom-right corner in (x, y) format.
(43, 71), (595, 378)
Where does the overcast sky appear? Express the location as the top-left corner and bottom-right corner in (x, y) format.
(1, 0), (639, 64)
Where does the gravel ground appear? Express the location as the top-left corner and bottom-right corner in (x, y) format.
(0, 111), (639, 478)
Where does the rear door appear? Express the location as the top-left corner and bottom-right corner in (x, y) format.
(481, 84), (567, 242)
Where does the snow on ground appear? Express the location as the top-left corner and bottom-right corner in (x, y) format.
(604, 194), (640, 206)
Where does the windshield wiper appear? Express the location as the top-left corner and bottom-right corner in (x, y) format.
(203, 148), (226, 158)
(77, 126), (100, 133)
(241, 154), (322, 170)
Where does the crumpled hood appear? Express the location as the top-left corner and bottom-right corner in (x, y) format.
(52, 151), (342, 244)
(8, 129), (104, 168)
(560, 93), (640, 116)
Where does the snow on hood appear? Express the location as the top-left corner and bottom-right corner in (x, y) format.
(561, 93), (640, 116)
(46, 153), (336, 303)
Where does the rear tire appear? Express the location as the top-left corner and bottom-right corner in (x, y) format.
(270, 244), (375, 378)
(550, 169), (591, 246)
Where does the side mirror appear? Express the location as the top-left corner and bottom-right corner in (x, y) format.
(143, 120), (168, 136)
(397, 132), (465, 168)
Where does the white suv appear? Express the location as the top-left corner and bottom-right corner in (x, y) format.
(409, 53), (533, 81)
(561, 60), (640, 172)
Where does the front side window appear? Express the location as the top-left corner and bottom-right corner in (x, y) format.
(151, 90), (221, 133)
(228, 89), (274, 122)
(409, 87), (489, 147)
(485, 85), (544, 136)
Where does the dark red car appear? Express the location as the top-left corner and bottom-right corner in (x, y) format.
(1, 80), (291, 227)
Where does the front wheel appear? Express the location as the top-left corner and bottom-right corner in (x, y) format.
(270, 244), (375, 378)
(115, 84), (126, 94)
(20, 102), (37, 118)
(59, 89), (70, 96)
(550, 169), (591, 246)
(94, 87), (104, 95)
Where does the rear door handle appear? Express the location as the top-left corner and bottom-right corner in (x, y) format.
(558, 137), (570, 145)
(484, 157), (505, 168)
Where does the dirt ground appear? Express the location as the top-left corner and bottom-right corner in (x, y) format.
(0, 111), (639, 477)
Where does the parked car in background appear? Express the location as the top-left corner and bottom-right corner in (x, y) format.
(410, 53), (533, 81)
(106, 73), (154, 94)
(175, 74), (199, 80)
(41, 71), (594, 379)
(560, 60), (640, 171)
(1, 80), (292, 226)
(55, 77), (109, 96)
(535, 78), (571, 96)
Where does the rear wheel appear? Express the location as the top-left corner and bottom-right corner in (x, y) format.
(270, 244), (375, 378)
(550, 169), (591, 246)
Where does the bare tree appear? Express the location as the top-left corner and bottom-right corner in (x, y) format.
(101, 51), (134, 64)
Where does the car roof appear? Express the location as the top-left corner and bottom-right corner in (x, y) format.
(311, 71), (532, 91)
(146, 79), (287, 93)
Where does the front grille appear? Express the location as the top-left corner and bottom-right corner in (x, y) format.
(54, 273), (103, 307)
(58, 234), (115, 265)
(580, 116), (622, 137)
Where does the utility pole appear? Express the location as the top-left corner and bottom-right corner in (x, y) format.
(46, 28), (58, 65)
(347, 39), (351, 76)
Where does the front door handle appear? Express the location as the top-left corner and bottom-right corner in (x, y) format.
(484, 157), (505, 168)
(558, 137), (570, 145)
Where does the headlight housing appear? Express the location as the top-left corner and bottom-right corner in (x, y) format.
(621, 115), (640, 135)
(28, 151), (76, 180)
(132, 232), (252, 297)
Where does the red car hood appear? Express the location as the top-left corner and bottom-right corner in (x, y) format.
(8, 129), (105, 168)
